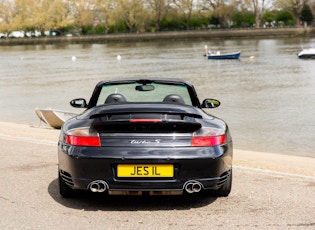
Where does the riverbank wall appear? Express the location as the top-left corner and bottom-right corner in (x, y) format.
(1, 27), (315, 46)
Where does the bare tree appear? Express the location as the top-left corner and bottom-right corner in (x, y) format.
(8, 0), (34, 30)
(0, 0), (14, 32)
(93, 0), (115, 31)
(145, 0), (171, 31)
(203, 0), (239, 27)
(2, 0), (72, 32)
(112, 0), (149, 32)
(243, 0), (274, 28)
(36, 0), (72, 31)
(67, 0), (93, 28)
(172, 0), (202, 30)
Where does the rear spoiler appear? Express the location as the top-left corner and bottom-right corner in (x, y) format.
(89, 111), (202, 120)
(91, 113), (202, 133)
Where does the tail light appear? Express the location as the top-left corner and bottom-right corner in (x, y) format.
(191, 128), (226, 147)
(66, 127), (101, 147)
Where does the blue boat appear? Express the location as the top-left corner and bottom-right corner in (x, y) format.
(204, 45), (241, 59)
(205, 51), (241, 59)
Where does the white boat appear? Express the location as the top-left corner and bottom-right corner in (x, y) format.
(297, 47), (315, 59)
(35, 108), (78, 129)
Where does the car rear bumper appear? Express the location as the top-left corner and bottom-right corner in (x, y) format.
(58, 143), (232, 194)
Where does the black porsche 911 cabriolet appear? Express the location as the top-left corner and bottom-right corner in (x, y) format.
(58, 78), (233, 197)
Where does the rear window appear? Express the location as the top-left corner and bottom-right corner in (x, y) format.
(96, 82), (192, 106)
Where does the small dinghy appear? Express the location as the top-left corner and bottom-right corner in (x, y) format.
(204, 45), (241, 59)
(35, 108), (78, 129)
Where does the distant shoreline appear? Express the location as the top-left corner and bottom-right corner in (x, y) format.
(1, 27), (315, 46)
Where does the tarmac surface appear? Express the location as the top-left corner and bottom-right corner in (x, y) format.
(0, 122), (314, 229)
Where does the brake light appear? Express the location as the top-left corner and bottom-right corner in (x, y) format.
(191, 135), (226, 147)
(66, 135), (100, 146)
(130, 119), (162, 123)
(65, 128), (101, 147)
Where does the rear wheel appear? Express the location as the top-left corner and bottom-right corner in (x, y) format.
(58, 172), (74, 198)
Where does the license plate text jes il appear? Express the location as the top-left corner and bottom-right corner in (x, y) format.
(117, 164), (173, 177)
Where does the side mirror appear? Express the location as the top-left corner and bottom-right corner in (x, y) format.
(70, 98), (88, 108)
(201, 98), (221, 108)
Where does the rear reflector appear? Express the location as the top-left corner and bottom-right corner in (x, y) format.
(191, 134), (226, 147)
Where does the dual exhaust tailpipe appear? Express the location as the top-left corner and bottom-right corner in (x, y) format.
(89, 180), (108, 193)
(184, 180), (203, 193)
(89, 180), (203, 194)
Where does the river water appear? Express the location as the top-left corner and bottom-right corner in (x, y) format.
(0, 37), (314, 157)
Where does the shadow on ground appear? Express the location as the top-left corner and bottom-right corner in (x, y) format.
(48, 178), (217, 211)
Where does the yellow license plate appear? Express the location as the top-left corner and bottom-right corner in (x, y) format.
(117, 164), (174, 177)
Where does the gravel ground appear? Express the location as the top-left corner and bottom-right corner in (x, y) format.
(0, 123), (314, 229)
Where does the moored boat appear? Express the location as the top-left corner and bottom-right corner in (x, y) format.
(35, 108), (78, 129)
(204, 45), (241, 59)
(205, 51), (241, 59)
(297, 47), (315, 59)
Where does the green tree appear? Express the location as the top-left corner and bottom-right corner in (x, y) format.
(232, 11), (255, 27)
(277, 0), (309, 26)
(262, 10), (278, 25)
(160, 17), (180, 30)
(276, 10), (294, 25)
(300, 4), (313, 24)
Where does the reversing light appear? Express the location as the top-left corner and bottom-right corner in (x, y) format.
(66, 128), (101, 147)
(191, 128), (226, 147)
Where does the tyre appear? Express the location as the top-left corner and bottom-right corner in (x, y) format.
(58, 172), (74, 198)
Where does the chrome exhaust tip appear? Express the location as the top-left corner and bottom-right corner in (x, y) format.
(88, 180), (108, 193)
(183, 180), (203, 193)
